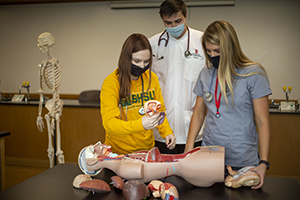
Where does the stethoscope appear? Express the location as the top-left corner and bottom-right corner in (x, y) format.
(205, 68), (222, 118)
(119, 76), (145, 121)
(155, 26), (191, 60)
(205, 68), (216, 102)
(206, 67), (238, 118)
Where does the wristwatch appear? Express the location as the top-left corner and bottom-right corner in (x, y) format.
(259, 160), (270, 170)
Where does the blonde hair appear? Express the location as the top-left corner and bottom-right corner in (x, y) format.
(202, 20), (267, 105)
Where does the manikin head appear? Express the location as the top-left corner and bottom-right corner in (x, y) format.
(37, 32), (55, 54)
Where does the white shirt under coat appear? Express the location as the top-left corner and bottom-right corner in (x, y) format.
(149, 27), (206, 144)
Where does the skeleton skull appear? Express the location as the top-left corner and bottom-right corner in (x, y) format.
(37, 32), (55, 54)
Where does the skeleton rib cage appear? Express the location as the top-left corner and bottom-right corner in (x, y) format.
(40, 58), (62, 113)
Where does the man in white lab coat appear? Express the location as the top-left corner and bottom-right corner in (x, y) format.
(149, 0), (206, 153)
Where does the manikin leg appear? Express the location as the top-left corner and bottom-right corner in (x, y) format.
(55, 112), (65, 164)
(45, 114), (54, 168)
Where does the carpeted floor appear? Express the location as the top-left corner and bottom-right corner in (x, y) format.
(4, 164), (48, 190)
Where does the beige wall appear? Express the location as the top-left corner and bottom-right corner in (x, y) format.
(0, 0), (299, 100)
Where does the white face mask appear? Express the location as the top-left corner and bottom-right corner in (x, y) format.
(165, 23), (185, 38)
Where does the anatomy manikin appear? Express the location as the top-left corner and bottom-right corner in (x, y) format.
(36, 32), (64, 168)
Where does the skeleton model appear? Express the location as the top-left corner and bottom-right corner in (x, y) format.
(36, 32), (64, 168)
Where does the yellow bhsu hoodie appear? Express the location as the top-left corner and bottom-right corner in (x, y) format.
(101, 69), (173, 154)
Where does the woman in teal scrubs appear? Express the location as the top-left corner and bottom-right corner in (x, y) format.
(184, 20), (272, 189)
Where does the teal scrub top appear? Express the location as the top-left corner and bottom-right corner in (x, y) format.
(193, 65), (272, 167)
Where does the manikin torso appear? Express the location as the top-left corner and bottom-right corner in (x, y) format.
(80, 142), (225, 187)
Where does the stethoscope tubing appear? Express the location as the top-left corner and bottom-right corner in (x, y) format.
(156, 26), (190, 59)
(119, 76), (145, 121)
(209, 68), (216, 93)
(158, 30), (169, 47)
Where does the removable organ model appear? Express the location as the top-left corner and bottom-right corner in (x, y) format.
(224, 165), (260, 188)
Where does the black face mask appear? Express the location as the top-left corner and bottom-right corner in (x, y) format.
(131, 63), (150, 77)
(208, 55), (220, 69)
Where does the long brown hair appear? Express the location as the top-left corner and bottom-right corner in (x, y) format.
(117, 33), (153, 100)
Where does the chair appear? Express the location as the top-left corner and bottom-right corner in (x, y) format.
(78, 90), (100, 104)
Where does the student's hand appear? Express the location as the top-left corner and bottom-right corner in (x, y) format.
(183, 144), (194, 154)
(165, 134), (176, 150)
(142, 113), (163, 130)
(248, 164), (267, 189)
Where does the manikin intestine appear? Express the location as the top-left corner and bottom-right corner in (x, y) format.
(224, 165), (260, 188)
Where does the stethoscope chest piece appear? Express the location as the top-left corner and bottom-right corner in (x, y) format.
(206, 68), (216, 102)
(138, 107), (145, 115)
(205, 92), (214, 102)
(184, 50), (191, 58)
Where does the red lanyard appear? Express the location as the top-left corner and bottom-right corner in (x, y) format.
(214, 75), (222, 118)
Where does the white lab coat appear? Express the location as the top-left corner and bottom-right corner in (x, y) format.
(149, 27), (206, 144)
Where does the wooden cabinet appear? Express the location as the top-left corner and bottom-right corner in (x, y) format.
(267, 113), (300, 180)
(0, 103), (105, 167)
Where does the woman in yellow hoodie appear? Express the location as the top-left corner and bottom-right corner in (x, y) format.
(101, 33), (176, 154)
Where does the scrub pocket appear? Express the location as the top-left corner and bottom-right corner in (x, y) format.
(184, 59), (204, 82)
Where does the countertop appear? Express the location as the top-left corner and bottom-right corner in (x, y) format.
(0, 99), (99, 108)
(1, 99), (300, 114)
(0, 131), (10, 138)
(269, 108), (300, 114)
(0, 164), (299, 200)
